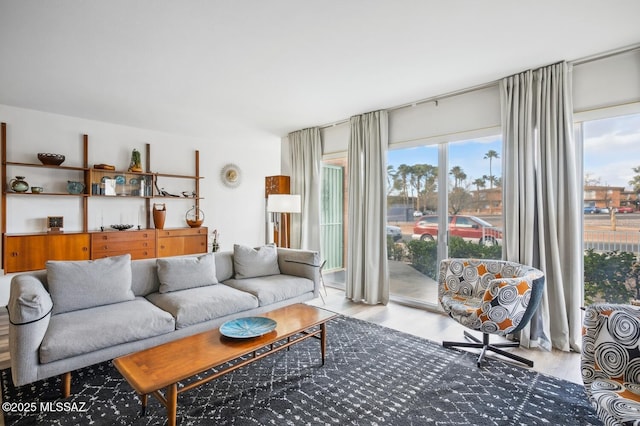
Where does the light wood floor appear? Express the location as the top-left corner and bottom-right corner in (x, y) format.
(308, 286), (583, 384)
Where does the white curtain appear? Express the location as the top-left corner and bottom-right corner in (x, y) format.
(501, 62), (582, 352)
(346, 110), (389, 305)
(288, 127), (322, 251)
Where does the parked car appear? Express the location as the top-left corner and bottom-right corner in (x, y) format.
(411, 215), (502, 246)
(583, 206), (600, 214)
(615, 206), (635, 213)
(600, 207), (610, 214)
(386, 225), (402, 241)
(413, 210), (423, 217)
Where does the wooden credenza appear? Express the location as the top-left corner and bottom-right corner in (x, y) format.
(2, 227), (208, 273)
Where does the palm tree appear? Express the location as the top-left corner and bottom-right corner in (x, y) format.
(629, 166), (640, 193)
(472, 177), (486, 212)
(484, 149), (500, 189)
(449, 166), (466, 189)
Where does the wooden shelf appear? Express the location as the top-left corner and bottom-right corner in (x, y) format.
(5, 161), (88, 172)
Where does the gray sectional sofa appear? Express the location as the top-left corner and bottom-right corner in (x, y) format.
(7, 245), (320, 392)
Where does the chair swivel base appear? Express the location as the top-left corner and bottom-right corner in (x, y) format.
(443, 330), (534, 368)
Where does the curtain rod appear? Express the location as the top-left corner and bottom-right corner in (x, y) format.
(318, 42), (640, 130)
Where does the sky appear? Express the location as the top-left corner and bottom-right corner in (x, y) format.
(583, 112), (640, 190)
(388, 111), (640, 192)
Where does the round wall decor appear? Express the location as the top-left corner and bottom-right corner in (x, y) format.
(221, 163), (241, 188)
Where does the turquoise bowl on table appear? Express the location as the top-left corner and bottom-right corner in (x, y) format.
(219, 317), (277, 338)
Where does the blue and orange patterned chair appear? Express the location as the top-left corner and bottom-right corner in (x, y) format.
(582, 304), (640, 425)
(438, 258), (545, 367)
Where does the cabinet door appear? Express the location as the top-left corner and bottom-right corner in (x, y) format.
(47, 234), (91, 261)
(157, 228), (208, 258)
(4, 235), (48, 273)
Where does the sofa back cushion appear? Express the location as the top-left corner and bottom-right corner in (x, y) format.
(131, 258), (161, 296)
(47, 254), (134, 315)
(233, 244), (280, 279)
(214, 251), (234, 282)
(157, 253), (218, 293)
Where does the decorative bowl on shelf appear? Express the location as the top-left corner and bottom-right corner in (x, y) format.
(67, 181), (85, 194)
(37, 153), (65, 166)
(110, 224), (134, 231)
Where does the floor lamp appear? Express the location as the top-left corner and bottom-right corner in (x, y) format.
(267, 194), (301, 247)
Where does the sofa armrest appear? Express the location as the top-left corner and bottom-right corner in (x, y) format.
(8, 273), (53, 386)
(277, 248), (320, 295)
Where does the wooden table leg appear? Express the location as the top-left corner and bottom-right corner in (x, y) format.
(61, 372), (71, 398)
(140, 394), (148, 416)
(167, 383), (178, 426)
(321, 322), (327, 366)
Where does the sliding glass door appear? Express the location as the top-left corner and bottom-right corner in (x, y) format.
(387, 135), (503, 306)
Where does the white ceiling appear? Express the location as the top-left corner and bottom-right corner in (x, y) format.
(1, 1), (639, 142)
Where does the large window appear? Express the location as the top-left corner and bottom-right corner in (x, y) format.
(582, 112), (640, 305)
(386, 135), (503, 306)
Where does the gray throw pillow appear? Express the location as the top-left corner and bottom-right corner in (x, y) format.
(233, 244), (280, 279)
(47, 254), (134, 315)
(157, 253), (218, 293)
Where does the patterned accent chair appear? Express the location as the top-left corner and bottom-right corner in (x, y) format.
(582, 304), (640, 425)
(438, 258), (545, 367)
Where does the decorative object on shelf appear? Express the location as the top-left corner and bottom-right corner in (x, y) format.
(10, 176), (29, 192)
(37, 153), (65, 166)
(211, 229), (220, 252)
(267, 194), (301, 247)
(185, 205), (204, 228)
(219, 316), (277, 339)
(221, 163), (241, 188)
(93, 163), (116, 170)
(30, 186), (43, 194)
(66, 180), (85, 194)
(182, 191), (196, 198)
(47, 216), (64, 233)
(153, 203), (166, 229)
(114, 175), (126, 185)
(128, 149), (143, 172)
(110, 224), (134, 231)
(103, 179), (116, 196)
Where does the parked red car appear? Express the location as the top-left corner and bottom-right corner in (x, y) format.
(412, 215), (503, 246)
(615, 206), (635, 214)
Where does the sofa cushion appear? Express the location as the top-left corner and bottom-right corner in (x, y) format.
(233, 244), (280, 279)
(223, 274), (314, 306)
(157, 253), (218, 293)
(39, 297), (175, 364)
(47, 254), (134, 315)
(146, 284), (259, 329)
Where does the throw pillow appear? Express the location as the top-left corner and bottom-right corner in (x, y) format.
(157, 253), (218, 293)
(47, 254), (134, 315)
(233, 243), (280, 279)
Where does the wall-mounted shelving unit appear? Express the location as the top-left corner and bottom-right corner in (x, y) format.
(1, 122), (207, 273)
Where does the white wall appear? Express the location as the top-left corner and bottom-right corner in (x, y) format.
(0, 104), (281, 304)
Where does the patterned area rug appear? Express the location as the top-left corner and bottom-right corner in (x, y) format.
(1, 315), (599, 425)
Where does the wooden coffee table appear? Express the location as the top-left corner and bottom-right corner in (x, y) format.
(113, 303), (337, 426)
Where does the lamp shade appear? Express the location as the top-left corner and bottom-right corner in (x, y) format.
(267, 194), (301, 213)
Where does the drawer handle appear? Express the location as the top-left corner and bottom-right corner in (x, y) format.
(103, 245), (109, 249)
(82, 247), (88, 251)
(143, 242), (148, 247)
(143, 233), (148, 238)
(11, 251), (19, 257)
(102, 236), (108, 240)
